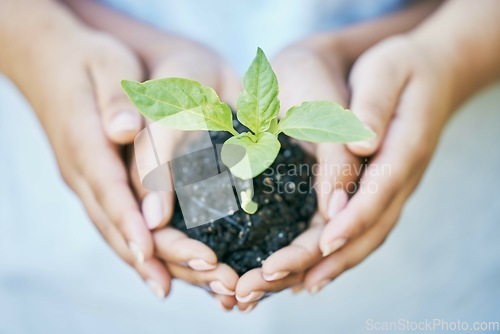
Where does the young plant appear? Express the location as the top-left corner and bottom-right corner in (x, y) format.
(122, 48), (374, 213)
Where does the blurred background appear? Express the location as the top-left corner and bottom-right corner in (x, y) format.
(1, 0), (499, 333)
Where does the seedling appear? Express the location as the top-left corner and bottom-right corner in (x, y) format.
(122, 48), (374, 213)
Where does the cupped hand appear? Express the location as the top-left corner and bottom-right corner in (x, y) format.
(14, 15), (172, 298)
(235, 33), (451, 298)
(301, 35), (454, 293)
(233, 43), (363, 303)
(126, 36), (247, 309)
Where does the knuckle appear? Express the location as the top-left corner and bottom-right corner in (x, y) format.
(87, 32), (141, 74)
(353, 99), (388, 128)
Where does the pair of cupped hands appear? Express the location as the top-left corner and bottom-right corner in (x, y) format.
(31, 7), (453, 312)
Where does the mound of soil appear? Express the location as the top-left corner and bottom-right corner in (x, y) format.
(171, 120), (317, 275)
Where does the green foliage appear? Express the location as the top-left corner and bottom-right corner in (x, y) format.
(236, 47), (280, 134)
(122, 48), (375, 213)
(277, 101), (375, 142)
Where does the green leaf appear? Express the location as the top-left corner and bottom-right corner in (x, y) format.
(237, 48), (280, 134)
(155, 97), (234, 132)
(121, 78), (235, 133)
(277, 101), (376, 143)
(221, 132), (280, 180)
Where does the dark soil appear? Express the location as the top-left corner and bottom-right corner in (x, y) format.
(171, 120), (317, 276)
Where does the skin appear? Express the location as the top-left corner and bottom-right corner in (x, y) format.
(61, 0), (245, 309)
(63, 0), (444, 311)
(0, 0), (238, 301)
(235, 0), (447, 302)
(0, 0), (173, 298)
(249, 0), (500, 297)
(4, 0), (499, 312)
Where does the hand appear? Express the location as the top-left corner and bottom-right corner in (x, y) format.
(59, 0), (251, 311)
(58, 0), (446, 307)
(232, 43), (362, 302)
(229, 0), (447, 298)
(126, 34), (252, 310)
(0, 2), (171, 299)
(302, 35), (454, 293)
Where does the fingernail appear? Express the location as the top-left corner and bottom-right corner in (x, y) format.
(292, 283), (304, 294)
(188, 259), (217, 271)
(142, 192), (164, 230)
(262, 271), (289, 281)
(328, 189), (348, 220)
(309, 279), (330, 295)
(109, 110), (141, 134)
(128, 241), (144, 264)
(348, 125), (376, 151)
(350, 140), (374, 150)
(146, 279), (165, 300)
(236, 291), (265, 303)
(209, 281), (235, 296)
(241, 302), (257, 314)
(322, 238), (347, 257)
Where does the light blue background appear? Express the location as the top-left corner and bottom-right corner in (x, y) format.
(1, 1), (499, 333)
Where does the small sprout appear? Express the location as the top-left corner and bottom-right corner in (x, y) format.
(122, 48), (375, 214)
(240, 189), (258, 214)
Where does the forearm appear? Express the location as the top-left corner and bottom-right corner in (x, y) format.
(410, 0), (500, 106)
(0, 0), (87, 104)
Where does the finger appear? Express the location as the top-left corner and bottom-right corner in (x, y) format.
(75, 177), (172, 300)
(235, 268), (304, 303)
(130, 144), (175, 230)
(213, 293), (237, 312)
(148, 48), (225, 89)
(320, 82), (433, 257)
(272, 47), (349, 113)
(262, 149), (356, 280)
(131, 122), (183, 230)
(237, 300), (259, 314)
(136, 258), (172, 300)
(210, 292), (257, 314)
(346, 41), (411, 156)
(154, 228), (218, 270)
(304, 182), (414, 295)
(261, 217), (323, 281)
(74, 176), (136, 265)
(319, 136), (406, 257)
(68, 86), (154, 265)
(78, 125), (154, 265)
(314, 142), (359, 221)
(168, 263), (238, 296)
(88, 36), (144, 144)
(141, 191), (175, 230)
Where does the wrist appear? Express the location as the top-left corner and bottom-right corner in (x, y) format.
(407, 0), (500, 110)
(0, 0), (88, 82)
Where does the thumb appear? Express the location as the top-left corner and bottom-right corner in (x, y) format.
(346, 41), (410, 156)
(88, 39), (144, 144)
